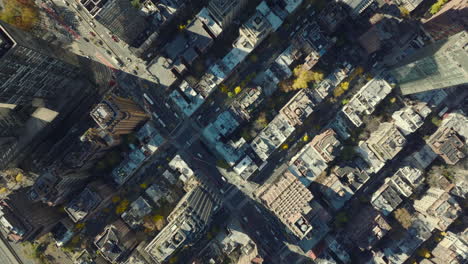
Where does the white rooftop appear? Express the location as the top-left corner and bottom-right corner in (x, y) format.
(168, 155), (194, 177)
(197, 7), (223, 37)
(342, 77), (393, 127)
(169, 81), (205, 117)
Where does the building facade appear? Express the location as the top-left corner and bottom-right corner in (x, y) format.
(422, 0), (468, 41)
(145, 185), (221, 263)
(80, 0), (148, 45)
(27, 170), (91, 206)
(0, 189), (63, 242)
(90, 95), (148, 136)
(0, 21), (80, 136)
(207, 0), (248, 28)
(389, 31), (468, 95)
(257, 171), (314, 239)
(0, 21), (79, 108)
(414, 186), (461, 230)
(366, 122), (406, 162)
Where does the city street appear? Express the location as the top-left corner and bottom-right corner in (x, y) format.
(44, 0), (154, 81)
(0, 231), (36, 264)
(190, 4), (318, 128)
(0, 237), (21, 264)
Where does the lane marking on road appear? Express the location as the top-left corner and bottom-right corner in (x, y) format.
(41, 3), (80, 40)
(95, 52), (117, 72)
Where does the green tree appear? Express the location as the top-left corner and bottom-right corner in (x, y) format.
(216, 159), (230, 169)
(241, 128), (253, 141)
(249, 54), (258, 63)
(431, 116), (442, 127)
(130, 0), (140, 8)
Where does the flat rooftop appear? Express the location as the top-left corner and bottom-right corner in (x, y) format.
(65, 187), (101, 222)
(90, 101), (117, 129)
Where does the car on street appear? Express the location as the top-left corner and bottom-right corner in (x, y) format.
(126, 57), (132, 62)
(111, 35), (119, 42)
(113, 57), (124, 67)
(132, 70), (138, 75)
(83, 37), (89, 42)
(143, 93), (154, 105)
(106, 50), (112, 55)
(89, 31), (96, 37)
(89, 22), (96, 27)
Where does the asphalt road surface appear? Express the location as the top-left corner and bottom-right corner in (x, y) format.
(0, 234), (21, 264)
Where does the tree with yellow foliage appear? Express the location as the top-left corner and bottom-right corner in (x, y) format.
(290, 66), (324, 90)
(430, 0), (448, 14)
(234, 86), (242, 94)
(0, 0), (39, 31)
(0, 168), (35, 199)
(220, 84), (229, 93)
(340, 81), (349, 91)
(394, 208), (413, 229)
(111, 195), (121, 203)
(417, 248), (431, 258)
(281, 144), (289, 150)
(74, 222), (86, 230)
(399, 6), (410, 17)
(333, 81), (350, 97)
(115, 199), (129, 214)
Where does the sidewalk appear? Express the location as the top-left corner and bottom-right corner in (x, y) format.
(0, 231), (36, 264)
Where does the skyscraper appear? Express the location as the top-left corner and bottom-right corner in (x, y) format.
(0, 21), (79, 108)
(27, 170), (91, 206)
(389, 31), (468, 95)
(90, 95), (149, 136)
(0, 21), (92, 169)
(422, 0), (468, 41)
(79, 0), (147, 45)
(145, 185), (221, 263)
(0, 189), (63, 242)
(207, 0), (248, 29)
